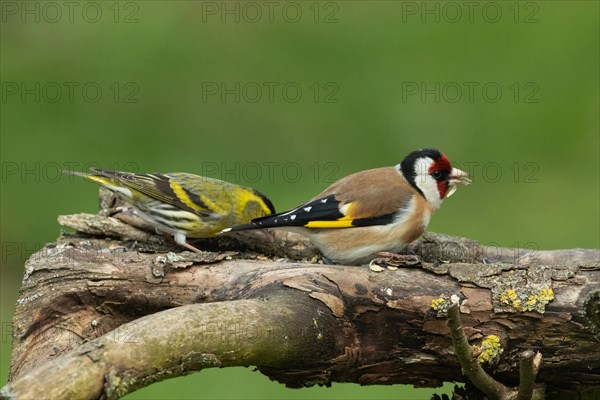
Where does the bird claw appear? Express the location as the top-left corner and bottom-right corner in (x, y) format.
(368, 252), (421, 271)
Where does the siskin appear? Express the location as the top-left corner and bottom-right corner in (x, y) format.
(68, 168), (275, 252)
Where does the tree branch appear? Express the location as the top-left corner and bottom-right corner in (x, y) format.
(516, 350), (543, 400)
(3, 295), (336, 400)
(447, 303), (510, 399)
(3, 209), (600, 399)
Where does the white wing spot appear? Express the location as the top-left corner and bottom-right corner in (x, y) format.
(321, 198), (327, 203)
(290, 215), (296, 221)
(304, 206), (312, 212)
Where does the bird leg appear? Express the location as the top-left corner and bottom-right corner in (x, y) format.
(181, 241), (203, 254)
(161, 232), (203, 254)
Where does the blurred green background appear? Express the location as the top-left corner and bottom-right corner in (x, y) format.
(1, 1), (598, 399)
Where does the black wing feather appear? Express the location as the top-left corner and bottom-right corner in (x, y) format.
(252, 194), (343, 228)
(226, 194), (397, 232)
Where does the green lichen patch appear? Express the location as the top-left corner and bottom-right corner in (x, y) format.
(497, 287), (554, 314)
(431, 294), (462, 317)
(487, 265), (557, 313)
(582, 290), (600, 334)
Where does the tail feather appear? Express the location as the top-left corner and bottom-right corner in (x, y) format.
(220, 223), (260, 234)
(221, 210), (305, 234)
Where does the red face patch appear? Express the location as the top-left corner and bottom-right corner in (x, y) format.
(433, 153), (452, 173)
(436, 180), (450, 199)
(428, 153), (452, 199)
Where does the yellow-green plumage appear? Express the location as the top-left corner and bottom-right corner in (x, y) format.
(69, 168), (275, 252)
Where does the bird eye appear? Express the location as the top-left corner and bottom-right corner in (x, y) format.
(431, 170), (442, 180)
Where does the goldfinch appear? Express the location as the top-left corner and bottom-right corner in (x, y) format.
(68, 169), (275, 253)
(223, 149), (471, 265)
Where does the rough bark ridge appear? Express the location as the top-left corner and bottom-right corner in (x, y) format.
(3, 205), (600, 400)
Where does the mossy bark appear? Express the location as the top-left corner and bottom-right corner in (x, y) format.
(6, 295), (336, 400)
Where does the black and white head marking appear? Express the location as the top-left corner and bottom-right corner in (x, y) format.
(399, 148), (451, 209)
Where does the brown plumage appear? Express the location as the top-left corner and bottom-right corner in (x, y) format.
(316, 167), (415, 219)
(308, 195), (432, 264)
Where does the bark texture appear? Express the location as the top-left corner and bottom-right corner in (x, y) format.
(3, 205), (600, 400)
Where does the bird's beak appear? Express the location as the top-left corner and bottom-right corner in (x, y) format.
(449, 168), (472, 186)
(446, 168), (471, 198)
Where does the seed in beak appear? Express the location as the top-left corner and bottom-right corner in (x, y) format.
(446, 168), (472, 198)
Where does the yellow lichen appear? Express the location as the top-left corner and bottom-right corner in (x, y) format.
(498, 287), (554, 314)
(474, 335), (503, 364)
(539, 288), (554, 302)
(431, 297), (446, 310)
(431, 296), (449, 317)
